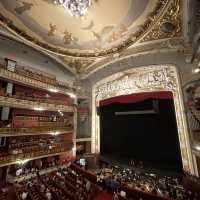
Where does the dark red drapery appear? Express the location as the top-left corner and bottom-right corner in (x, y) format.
(99, 91), (173, 106)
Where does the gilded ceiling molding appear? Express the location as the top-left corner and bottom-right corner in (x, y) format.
(81, 38), (191, 78)
(0, 0), (173, 58)
(60, 57), (95, 74)
(140, 0), (182, 42)
(92, 65), (195, 173)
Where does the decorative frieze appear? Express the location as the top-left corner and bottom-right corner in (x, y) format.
(95, 67), (177, 100)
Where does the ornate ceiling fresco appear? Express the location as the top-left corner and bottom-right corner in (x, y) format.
(0, 0), (183, 75)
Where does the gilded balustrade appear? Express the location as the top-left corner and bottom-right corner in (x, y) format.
(15, 64), (57, 86)
(0, 126), (73, 136)
(12, 94), (69, 106)
(0, 142), (73, 167)
(0, 95), (74, 112)
(0, 63), (74, 94)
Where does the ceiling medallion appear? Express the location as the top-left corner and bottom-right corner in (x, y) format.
(55, 0), (91, 17)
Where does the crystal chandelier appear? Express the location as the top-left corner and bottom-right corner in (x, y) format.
(55, 0), (91, 17)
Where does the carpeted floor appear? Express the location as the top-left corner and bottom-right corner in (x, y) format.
(95, 191), (112, 200)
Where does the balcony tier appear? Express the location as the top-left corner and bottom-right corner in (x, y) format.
(0, 95), (74, 112)
(0, 142), (73, 167)
(0, 64), (75, 95)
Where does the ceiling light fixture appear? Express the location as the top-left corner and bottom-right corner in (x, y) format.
(55, 0), (91, 17)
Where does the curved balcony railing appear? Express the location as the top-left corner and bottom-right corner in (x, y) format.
(0, 95), (74, 112)
(0, 63), (75, 94)
(13, 164), (67, 182)
(0, 142), (73, 167)
(192, 129), (200, 144)
(0, 126), (73, 136)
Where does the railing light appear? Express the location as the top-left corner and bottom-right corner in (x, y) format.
(16, 159), (29, 165)
(50, 131), (60, 136)
(33, 107), (44, 111)
(195, 145), (200, 151)
(67, 92), (76, 98)
(49, 88), (58, 93)
(193, 68), (200, 73)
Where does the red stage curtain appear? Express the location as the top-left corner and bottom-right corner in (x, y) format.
(100, 91), (173, 106)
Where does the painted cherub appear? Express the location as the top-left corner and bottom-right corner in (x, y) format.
(48, 23), (57, 36)
(63, 30), (73, 45)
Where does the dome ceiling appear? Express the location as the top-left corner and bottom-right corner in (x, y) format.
(0, 0), (182, 75)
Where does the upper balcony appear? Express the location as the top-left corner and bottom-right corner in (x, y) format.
(0, 61), (75, 95)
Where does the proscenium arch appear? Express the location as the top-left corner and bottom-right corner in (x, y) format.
(92, 64), (194, 174)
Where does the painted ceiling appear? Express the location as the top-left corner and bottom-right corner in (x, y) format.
(0, 0), (182, 75)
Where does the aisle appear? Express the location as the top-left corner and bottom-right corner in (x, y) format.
(94, 191), (112, 200)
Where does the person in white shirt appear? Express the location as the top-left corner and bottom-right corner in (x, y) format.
(21, 191), (28, 200)
(46, 190), (52, 200)
(120, 190), (126, 198)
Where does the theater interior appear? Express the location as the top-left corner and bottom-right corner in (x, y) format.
(0, 0), (200, 200)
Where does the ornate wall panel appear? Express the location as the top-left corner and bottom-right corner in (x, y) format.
(92, 65), (194, 173)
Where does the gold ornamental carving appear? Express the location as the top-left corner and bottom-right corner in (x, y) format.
(81, 38), (190, 77)
(61, 57), (95, 74)
(92, 65), (194, 173)
(141, 0), (181, 42)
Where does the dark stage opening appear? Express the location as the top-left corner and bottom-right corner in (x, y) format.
(99, 92), (183, 174)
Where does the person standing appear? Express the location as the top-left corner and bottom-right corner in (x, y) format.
(113, 192), (119, 200)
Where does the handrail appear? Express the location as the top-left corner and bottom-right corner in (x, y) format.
(12, 94), (69, 106)
(0, 126), (73, 135)
(0, 95), (74, 112)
